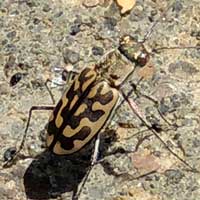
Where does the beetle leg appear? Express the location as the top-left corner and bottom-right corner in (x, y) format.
(3, 105), (55, 167)
(45, 68), (79, 104)
(45, 79), (57, 104)
(122, 94), (198, 173)
(73, 133), (101, 200)
(113, 91), (198, 172)
(130, 81), (175, 127)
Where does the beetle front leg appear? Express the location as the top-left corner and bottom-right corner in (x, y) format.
(121, 93), (198, 173)
(129, 81), (176, 128)
(45, 79), (58, 104)
(3, 105), (55, 167)
(44, 67), (79, 104)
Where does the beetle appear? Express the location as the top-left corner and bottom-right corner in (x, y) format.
(3, 2), (199, 199)
(4, 24), (155, 165)
(3, 44), (138, 164)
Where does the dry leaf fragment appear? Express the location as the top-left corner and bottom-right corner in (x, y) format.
(132, 149), (160, 174)
(132, 149), (183, 174)
(116, 0), (136, 14)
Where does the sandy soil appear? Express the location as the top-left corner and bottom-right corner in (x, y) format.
(0, 0), (200, 200)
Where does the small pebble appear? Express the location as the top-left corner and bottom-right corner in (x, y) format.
(172, 0), (183, 12)
(164, 169), (184, 184)
(6, 31), (16, 40)
(192, 138), (200, 148)
(4, 43), (16, 53)
(54, 11), (63, 18)
(33, 18), (40, 25)
(83, 0), (100, 8)
(3, 147), (17, 162)
(9, 72), (23, 86)
(70, 24), (81, 36)
(2, 39), (8, 46)
(43, 4), (51, 12)
(92, 46), (104, 56)
(104, 17), (117, 31)
(63, 48), (80, 64)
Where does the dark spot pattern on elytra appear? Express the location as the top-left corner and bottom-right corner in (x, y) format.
(59, 126), (91, 150)
(47, 69), (117, 153)
(94, 84), (114, 105)
(47, 100), (62, 136)
(62, 82), (113, 130)
(47, 68), (97, 150)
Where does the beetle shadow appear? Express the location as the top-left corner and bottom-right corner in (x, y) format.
(23, 129), (118, 200)
(23, 149), (92, 199)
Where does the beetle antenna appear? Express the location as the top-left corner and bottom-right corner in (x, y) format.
(141, 2), (174, 43)
(152, 45), (200, 53)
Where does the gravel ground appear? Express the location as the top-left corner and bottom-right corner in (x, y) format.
(0, 0), (200, 200)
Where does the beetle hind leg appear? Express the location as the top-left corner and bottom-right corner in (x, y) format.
(73, 132), (102, 200)
(3, 105), (55, 168)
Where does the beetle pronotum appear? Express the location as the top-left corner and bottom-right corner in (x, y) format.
(3, 1), (200, 199)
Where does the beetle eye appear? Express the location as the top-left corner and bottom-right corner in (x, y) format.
(62, 70), (76, 82)
(62, 70), (69, 81)
(61, 70), (68, 81)
(136, 51), (150, 67)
